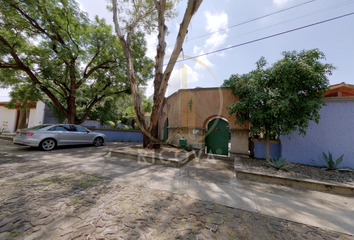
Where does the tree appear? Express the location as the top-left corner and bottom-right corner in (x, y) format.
(5, 83), (43, 129)
(223, 49), (335, 161)
(111, 0), (203, 148)
(45, 101), (67, 124)
(0, 0), (153, 124)
(88, 87), (153, 128)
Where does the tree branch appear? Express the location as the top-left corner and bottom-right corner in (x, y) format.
(83, 60), (114, 79)
(84, 44), (101, 76)
(0, 62), (23, 70)
(160, 0), (203, 94)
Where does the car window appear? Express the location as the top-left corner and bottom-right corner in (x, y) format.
(27, 125), (50, 130)
(76, 126), (89, 132)
(48, 126), (69, 131)
(64, 125), (77, 131)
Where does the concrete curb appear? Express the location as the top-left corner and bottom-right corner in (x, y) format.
(234, 157), (354, 195)
(0, 136), (13, 141)
(111, 148), (203, 167)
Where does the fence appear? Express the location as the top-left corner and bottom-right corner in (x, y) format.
(88, 128), (143, 142)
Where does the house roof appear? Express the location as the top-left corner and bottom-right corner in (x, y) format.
(0, 101), (37, 109)
(324, 82), (354, 97)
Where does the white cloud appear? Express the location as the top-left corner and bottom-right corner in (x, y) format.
(193, 45), (201, 55)
(166, 64), (199, 96)
(194, 50), (214, 70)
(205, 11), (228, 32)
(273, 0), (290, 5)
(145, 33), (158, 59)
(204, 32), (228, 50)
(175, 23), (180, 32)
(145, 80), (154, 98)
(166, 47), (173, 55)
(203, 11), (229, 51)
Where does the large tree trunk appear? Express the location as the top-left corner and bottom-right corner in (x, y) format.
(148, 0), (203, 149)
(17, 109), (27, 129)
(17, 100), (27, 129)
(112, 1), (149, 147)
(66, 95), (76, 124)
(112, 0), (203, 149)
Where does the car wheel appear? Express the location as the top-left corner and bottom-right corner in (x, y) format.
(93, 137), (103, 146)
(40, 138), (56, 151)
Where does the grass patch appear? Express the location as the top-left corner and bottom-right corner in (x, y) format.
(42, 176), (63, 184)
(71, 197), (79, 205)
(78, 174), (101, 188)
(9, 231), (21, 237)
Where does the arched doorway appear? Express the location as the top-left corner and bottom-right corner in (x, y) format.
(163, 118), (169, 141)
(205, 118), (229, 156)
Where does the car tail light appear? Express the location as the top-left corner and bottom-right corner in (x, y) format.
(22, 132), (34, 136)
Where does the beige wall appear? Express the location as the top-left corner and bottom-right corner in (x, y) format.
(162, 87), (250, 155)
(164, 88), (248, 130)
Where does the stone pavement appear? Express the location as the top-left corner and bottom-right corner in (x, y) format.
(0, 140), (354, 239)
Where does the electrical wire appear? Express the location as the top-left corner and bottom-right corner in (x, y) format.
(146, 0), (317, 54)
(178, 0), (354, 56)
(166, 11), (354, 65)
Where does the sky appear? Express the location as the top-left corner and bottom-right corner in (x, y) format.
(1, 0), (353, 101)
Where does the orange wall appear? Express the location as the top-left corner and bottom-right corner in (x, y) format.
(164, 88), (248, 130)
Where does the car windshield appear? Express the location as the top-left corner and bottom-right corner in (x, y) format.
(26, 125), (50, 130)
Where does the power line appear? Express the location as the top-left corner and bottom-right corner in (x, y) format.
(179, 0), (354, 57)
(169, 12), (354, 65)
(147, 0), (316, 54)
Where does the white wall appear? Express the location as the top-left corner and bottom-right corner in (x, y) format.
(33, 101), (45, 126)
(28, 109), (37, 128)
(0, 106), (17, 133)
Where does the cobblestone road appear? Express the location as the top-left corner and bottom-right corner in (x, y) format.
(1, 149), (353, 240)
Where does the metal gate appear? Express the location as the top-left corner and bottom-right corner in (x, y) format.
(205, 118), (229, 156)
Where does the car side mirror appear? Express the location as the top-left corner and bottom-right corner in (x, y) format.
(87, 130), (90, 133)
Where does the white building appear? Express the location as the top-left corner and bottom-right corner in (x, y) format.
(0, 101), (46, 133)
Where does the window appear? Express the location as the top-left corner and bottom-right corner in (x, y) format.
(76, 126), (89, 132)
(68, 125), (88, 132)
(28, 125), (50, 130)
(48, 126), (69, 131)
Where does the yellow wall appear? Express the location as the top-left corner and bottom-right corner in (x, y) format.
(164, 88), (248, 130)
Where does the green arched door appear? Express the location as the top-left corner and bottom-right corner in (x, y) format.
(163, 118), (169, 141)
(205, 118), (229, 156)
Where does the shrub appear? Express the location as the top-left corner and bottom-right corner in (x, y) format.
(266, 157), (288, 170)
(320, 151), (349, 171)
(186, 144), (193, 151)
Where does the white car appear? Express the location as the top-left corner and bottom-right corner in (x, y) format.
(14, 124), (106, 151)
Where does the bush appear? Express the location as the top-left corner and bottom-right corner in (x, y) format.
(266, 157), (288, 170)
(320, 152), (350, 171)
(184, 144), (193, 151)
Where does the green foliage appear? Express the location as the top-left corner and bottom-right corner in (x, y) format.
(108, 0), (179, 35)
(266, 157), (289, 170)
(5, 83), (44, 109)
(185, 143), (193, 151)
(321, 151), (344, 170)
(0, 0), (153, 124)
(224, 49), (335, 138)
(9, 231), (21, 237)
(45, 101), (67, 124)
(86, 87), (152, 129)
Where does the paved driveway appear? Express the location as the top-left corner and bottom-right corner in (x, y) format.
(1, 140), (354, 239)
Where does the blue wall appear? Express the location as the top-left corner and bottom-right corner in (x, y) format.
(90, 129), (143, 142)
(253, 141), (281, 159)
(279, 101), (354, 169)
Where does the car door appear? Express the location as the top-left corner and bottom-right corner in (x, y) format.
(47, 125), (74, 145)
(70, 125), (93, 144)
